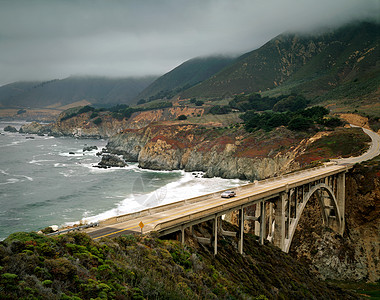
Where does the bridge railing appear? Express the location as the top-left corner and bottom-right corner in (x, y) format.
(99, 163), (347, 226)
(47, 222), (99, 236)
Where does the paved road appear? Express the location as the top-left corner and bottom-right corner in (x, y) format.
(333, 126), (380, 164)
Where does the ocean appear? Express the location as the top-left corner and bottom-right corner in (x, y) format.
(0, 121), (245, 240)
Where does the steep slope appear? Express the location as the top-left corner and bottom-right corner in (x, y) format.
(0, 230), (357, 299)
(180, 21), (380, 101)
(136, 56), (235, 101)
(0, 76), (157, 108)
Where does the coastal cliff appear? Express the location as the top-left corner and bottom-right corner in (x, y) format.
(105, 123), (306, 180)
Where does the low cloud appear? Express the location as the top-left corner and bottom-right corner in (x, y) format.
(0, 0), (378, 85)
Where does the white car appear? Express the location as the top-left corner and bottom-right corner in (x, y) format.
(221, 191), (236, 198)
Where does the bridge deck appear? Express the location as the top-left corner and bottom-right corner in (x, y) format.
(86, 163), (351, 240)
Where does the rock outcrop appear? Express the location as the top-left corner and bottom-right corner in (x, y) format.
(105, 124), (304, 180)
(96, 154), (127, 168)
(3, 125), (18, 132)
(19, 122), (46, 134)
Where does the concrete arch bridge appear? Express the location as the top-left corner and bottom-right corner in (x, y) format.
(83, 163), (349, 254)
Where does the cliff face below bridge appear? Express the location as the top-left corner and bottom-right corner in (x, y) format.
(105, 124), (308, 180)
(290, 158), (380, 282)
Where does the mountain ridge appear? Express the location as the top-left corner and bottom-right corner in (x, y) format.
(0, 76), (157, 109)
(179, 21), (380, 102)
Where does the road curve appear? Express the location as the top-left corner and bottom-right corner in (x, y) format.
(333, 126), (380, 165)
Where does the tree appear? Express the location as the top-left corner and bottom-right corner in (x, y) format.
(93, 117), (102, 125)
(273, 95), (309, 112)
(177, 115), (187, 120)
(288, 116), (312, 131)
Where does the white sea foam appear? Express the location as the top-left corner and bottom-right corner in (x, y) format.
(0, 178), (20, 185)
(18, 175), (33, 181)
(81, 171), (247, 224)
(54, 163), (67, 167)
(0, 169), (10, 176)
(29, 159), (54, 165)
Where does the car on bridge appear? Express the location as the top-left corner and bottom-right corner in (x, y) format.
(221, 190), (236, 198)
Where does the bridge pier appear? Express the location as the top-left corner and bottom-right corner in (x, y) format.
(148, 165), (348, 256)
(336, 173), (345, 234)
(238, 208), (244, 254)
(273, 192), (287, 250)
(214, 216), (218, 255)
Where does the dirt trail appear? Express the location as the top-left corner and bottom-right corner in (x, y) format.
(339, 113), (370, 129)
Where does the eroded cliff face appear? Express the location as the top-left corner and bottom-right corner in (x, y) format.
(106, 124), (304, 180)
(290, 161), (380, 282)
(50, 114), (128, 138)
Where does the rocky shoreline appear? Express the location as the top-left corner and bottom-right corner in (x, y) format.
(103, 124), (304, 180)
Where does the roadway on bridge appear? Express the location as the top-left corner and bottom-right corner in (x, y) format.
(87, 164), (348, 240)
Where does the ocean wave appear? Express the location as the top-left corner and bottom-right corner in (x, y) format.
(29, 159), (55, 165)
(130, 164), (185, 175)
(0, 169), (10, 176)
(0, 178), (20, 185)
(54, 163), (67, 168)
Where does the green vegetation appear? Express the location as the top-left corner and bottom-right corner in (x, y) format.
(229, 93), (309, 112)
(93, 117), (102, 125)
(0, 227), (355, 299)
(177, 115), (187, 120)
(60, 101), (173, 122)
(136, 56), (234, 102)
(241, 107), (342, 132)
(296, 128), (371, 165)
(231, 93), (342, 132)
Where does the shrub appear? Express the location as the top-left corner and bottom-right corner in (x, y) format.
(195, 100), (204, 106)
(288, 117), (313, 131)
(178, 115), (187, 120)
(42, 279), (52, 286)
(93, 117), (102, 125)
(90, 112), (99, 119)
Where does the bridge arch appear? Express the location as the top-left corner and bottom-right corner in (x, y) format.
(283, 183), (343, 253)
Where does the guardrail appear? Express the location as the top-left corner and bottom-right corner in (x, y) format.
(47, 222), (99, 236)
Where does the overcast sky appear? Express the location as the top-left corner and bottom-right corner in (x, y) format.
(0, 0), (378, 86)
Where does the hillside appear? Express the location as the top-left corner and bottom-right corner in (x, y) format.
(0, 228), (357, 299)
(136, 55), (235, 102)
(0, 76), (157, 109)
(180, 21), (380, 105)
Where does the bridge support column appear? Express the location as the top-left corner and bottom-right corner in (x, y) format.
(238, 208), (244, 254)
(268, 202), (273, 240)
(181, 227), (185, 245)
(213, 216), (218, 255)
(259, 201), (266, 245)
(274, 192), (287, 251)
(336, 173), (345, 234)
(254, 204), (260, 236)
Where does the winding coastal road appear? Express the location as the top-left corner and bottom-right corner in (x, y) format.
(332, 126), (380, 165)
(84, 126), (380, 240)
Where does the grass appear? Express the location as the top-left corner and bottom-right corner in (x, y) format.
(329, 281), (380, 299)
(185, 112), (242, 127)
